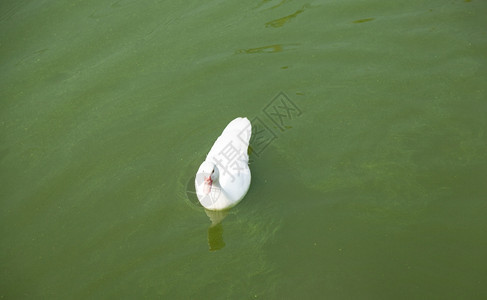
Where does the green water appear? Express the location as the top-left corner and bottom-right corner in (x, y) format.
(1, 0), (486, 298)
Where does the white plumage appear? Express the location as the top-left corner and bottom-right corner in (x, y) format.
(195, 117), (252, 210)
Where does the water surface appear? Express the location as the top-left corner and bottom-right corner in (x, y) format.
(1, 0), (486, 298)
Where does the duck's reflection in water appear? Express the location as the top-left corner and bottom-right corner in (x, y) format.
(204, 209), (228, 251)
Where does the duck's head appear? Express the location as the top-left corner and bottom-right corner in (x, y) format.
(199, 161), (219, 194)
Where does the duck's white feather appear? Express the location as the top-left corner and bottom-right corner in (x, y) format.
(195, 117), (252, 210)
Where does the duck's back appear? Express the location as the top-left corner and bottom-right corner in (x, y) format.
(206, 117), (251, 163)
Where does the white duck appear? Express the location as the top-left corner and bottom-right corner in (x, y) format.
(195, 117), (252, 211)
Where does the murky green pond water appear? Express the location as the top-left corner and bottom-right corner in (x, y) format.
(1, 0), (486, 298)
